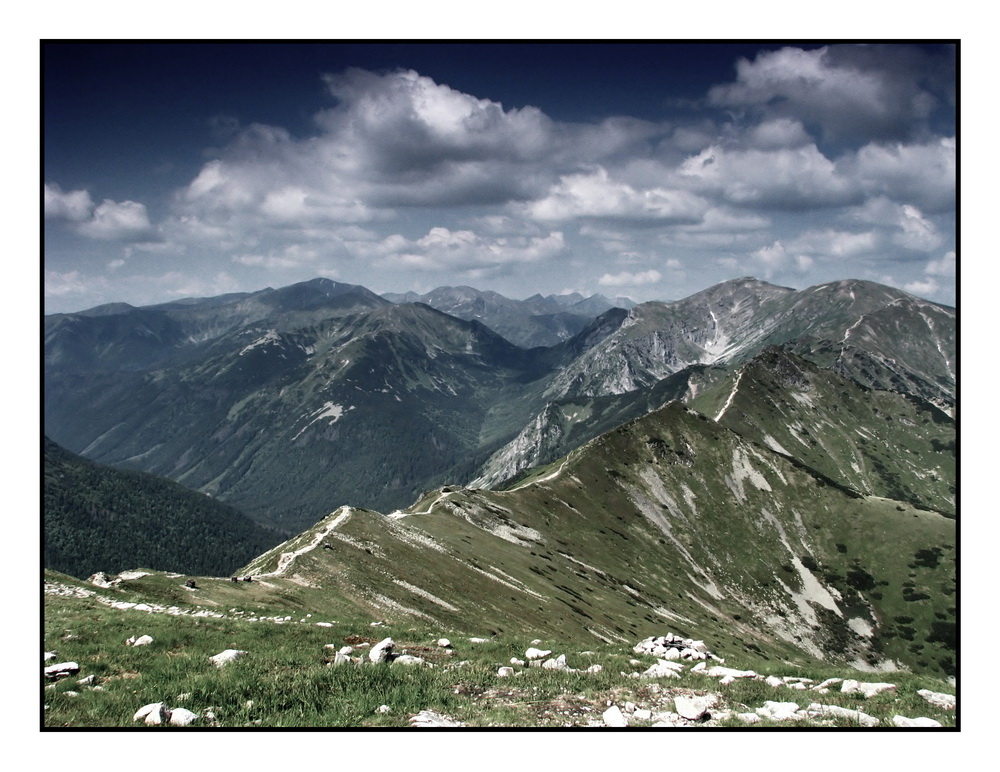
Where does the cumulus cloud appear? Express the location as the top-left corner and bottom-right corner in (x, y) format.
(599, 269), (662, 287)
(708, 45), (952, 145)
(526, 167), (706, 223)
(44, 183), (94, 222)
(77, 199), (157, 242)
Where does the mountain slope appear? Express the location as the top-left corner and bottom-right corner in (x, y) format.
(242, 401), (956, 678)
(44, 437), (279, 579)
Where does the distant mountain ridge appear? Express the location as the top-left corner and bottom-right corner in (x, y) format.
(44, 276), (955, 533)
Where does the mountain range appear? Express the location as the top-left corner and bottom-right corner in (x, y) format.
(43, 274), (957, 679)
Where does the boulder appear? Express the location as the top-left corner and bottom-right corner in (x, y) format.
(541, 654), (567, 670)
(169, 707), (199, 726)
(841, 679), (896, 698)
(674, 694), (716, 721)
(44, 662), (79, 680)
(126, 634), (154, 647)
(804, 703), (879, 727)
(602, 704), (628, 727)
(917, 689), (956, 710)
(410, 710), (464, 727)
(133, 702), (170, 725)
(497, 667), (515, 677)
(209, 649), (247, 668)
(892, 715), (943, 728)
(525, 647), (552, 660)
(437, 638), (452, 648)
(369, 637), (395, 663)
(392, 655), (424, 666)
(756, 701), (802, 721)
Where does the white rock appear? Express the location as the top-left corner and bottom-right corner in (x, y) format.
(497, 667), (515, 677)
(169, 707), (198, 726)
(737, 712), (761, 724)
(633, 708), (652, 721)
(468, 637), (487, 643)
(674, 694), (716, 721)
(917, 689), (956, 710)
(525, 647), (552, 660)
(602, 705), (628, 727)
(77, 674), (97, 686)
(756, 701), (802, 721)
(209, 649), (247, 668)
(376, 704), (392, 714)
(133, 702), (170, 725)
(44, 662), (80, 680)
(690, 661), (707, 673)
(392, 655), (424, 666)
(892, 715), (942, 728)
(805, 702), (879, 727)
(585, 664), (603, 674)
(314, 622), (333, 628)
(641, 662), (682, 679)
(765, 675), (784, 688)
(510, 657), (525, 666)
(126, 634), (154, 647)
(410, 710), (464, 727)
(64, 691), (79, 698)
(661, 648), (681, 661)
(437, 638), (452, 648)
(542, 654), (567, 670)
(813, 677), (842, 690)
(338, 646), (354, 655)
(44, 651), (57, 662)
(707, 666), (757, 679)
(369, 637), (395, 663)
(841, 679), (896, 698)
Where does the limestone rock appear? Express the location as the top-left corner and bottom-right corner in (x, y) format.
(497, 666), (515, 677)
(674, 694), (716, 721)
(209, 649), (247, 668)
(892, 715), (943, 728)
(756, 701), (802, 721)
(602, 704), (628, 727)
(369, 637), (395, 663)
(169, 708), (199, 726)
(133, 702), (170, 725)
(410, 710), (464, 727)
(917, 689), (956, 710)
(541, 654), (567, 670)
(586, 664), (603, 674)
(805, 702), (879, 727)
(525, 647), (552, 660)
(841, 679), (896, 698)
(44, 661), (79, 680)
(437, 638), (452, 648)
(392, 654), (425, 666)
(641, 661), (683, 679)
(126, 634), (154, 647)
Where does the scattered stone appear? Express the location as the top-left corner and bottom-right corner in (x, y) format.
(330, 651), (352, 666)
(756, 701), (802, 721)
(133, 702), (170, 725)
(437, 638), (452, 648)
(634, 633), (723, 662)
(640, 661), (683, 679)
(804, 703), (879, 727)
(169, 708), (199, 726)
(633, 708), (652, 721)
(706, 666), (757, 680)
(209, 649), (247, 668)
(525, 647), (552, 660)
(468, 637), (487, 643)
(542, 654), (568, 670)
(841, 679), (897, 698)
(44, 662), (80, 680)
(813, 677), (842, 690)
(585, 664), (603, 674)
(765, 675), (784, 688)
(376, 704), (391, 714)
(510, 657), (526, 666)
(690, 661), (707, 673)
(674, 694), (717, 721)
(410, 710), (464, 727)
(64, 691), (80, 698)
(392, 654), (425, 666)
(369, 637), (395, 663)
(314, 622), (333, 628)
(737, 712), (761, 724)
(44, 651), (57, 662)
(602, 704), (628, 727)
(892, 715), (942, 728)
(126, 634), (154, 647)
(76, 674), (96, 687)
(497, 667), (515, 677)
(917, 689), (956, 710)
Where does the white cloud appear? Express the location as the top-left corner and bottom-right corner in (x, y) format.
(44, 183), (94, 222)
(77, 199), (157, 241)
(926, 250), (956, 277)
(526, 167), (706, 223)
(598, 269), (662, 287)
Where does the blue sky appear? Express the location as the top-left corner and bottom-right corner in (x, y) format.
(43, 42), (957, 312)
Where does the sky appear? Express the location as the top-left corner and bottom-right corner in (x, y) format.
(43, 42), (957, 313)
